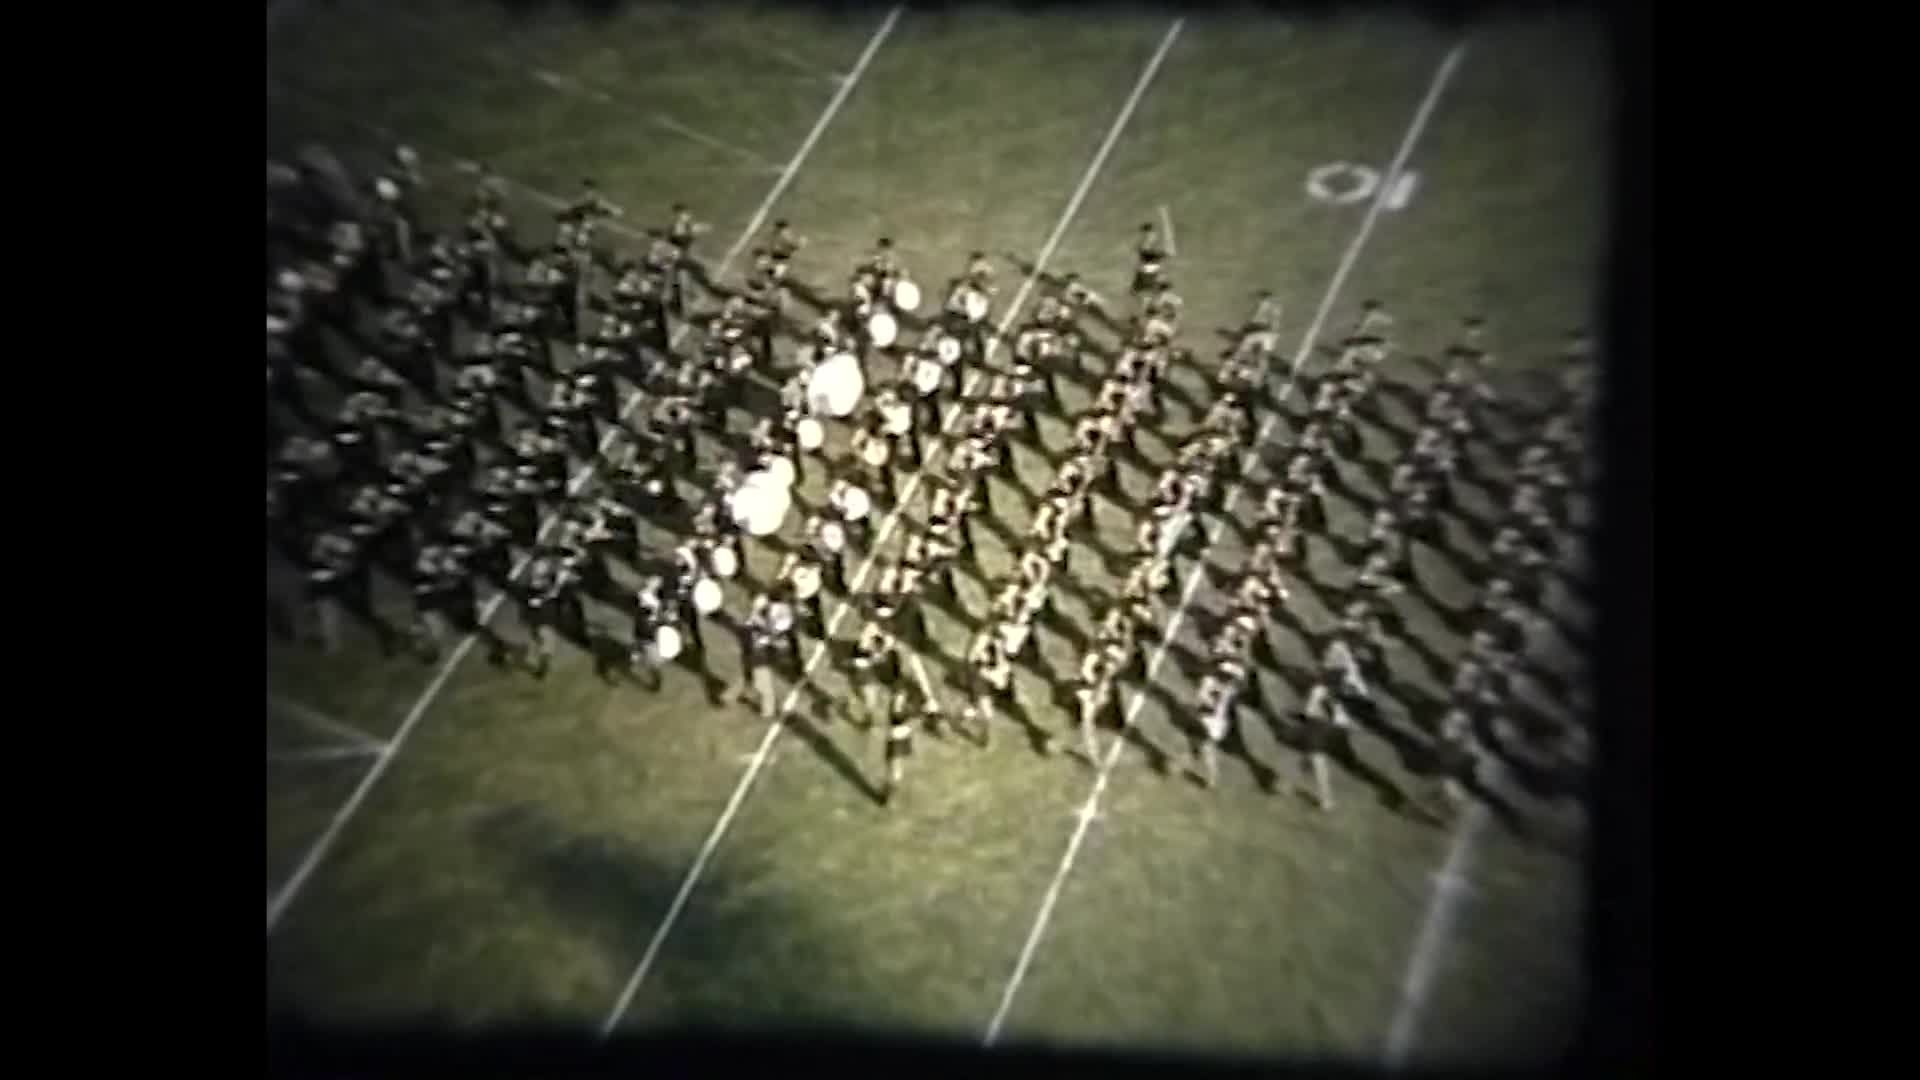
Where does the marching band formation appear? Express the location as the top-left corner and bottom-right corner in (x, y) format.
(267, 144), (1595, 818)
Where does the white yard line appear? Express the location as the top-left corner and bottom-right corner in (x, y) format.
(1383, 801), (1488, 1067)
(526, 69), (614, 106)
(982, 42), (1467, 1046)
(268, 745), (386, 765)
(265, 5), (906, 937)
(735, 39), (846, 84)
(1159, 204), (1177, 256)
(597, 18), (1187, 1038)
(267, 696), (387, 752)
(651, 113), (783, 173)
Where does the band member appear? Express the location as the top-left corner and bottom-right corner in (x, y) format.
(1294, 678), (1355, 810)
(848, 618), (901, 726)
(1245, 290), (1282, 334)
(406, 538), (473, 662)
(1191, 660), (1245, 789)
(742, 594), (798, 721)
(880, 684), (924, 806)
(303, 530), (379, 654)
(1132, 222), (1169, 298)
(1075, 647), (1122, 764)
(777, 549), (829, 642)
(1428, 704), (1481, 814)
(803, 512), (850, 596)
(626, 573), (670, 691)
(962, 628), (1013, 748)
(769, 218), (805, 267)
(849, 424), (893, 507)
(517, 547), (580, 680)
(828, 477), (875, 555)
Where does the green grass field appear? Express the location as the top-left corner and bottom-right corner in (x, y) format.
(266, 0), (1607, 1066)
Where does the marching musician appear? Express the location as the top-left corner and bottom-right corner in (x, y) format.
(965, 628), (1015, 749)
(742, 593), (799, 721)
(879, 684), (929, 807)
(777, 549), (828, 643)
(1132, 222), (1169, 299)
(1191, 657), (1249, 789)
(848, 617), (900, 727)
(1074, 647), (1122, 765)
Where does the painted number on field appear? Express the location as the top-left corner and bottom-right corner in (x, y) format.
(1306, 163), (1420, 211)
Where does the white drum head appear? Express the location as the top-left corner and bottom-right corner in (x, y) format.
(809, 352), (865, 418)
(693, 578), (724, 614)
(655, 624), (684, 660)
(764, 456), (796, 489)
(892, 279), (922, 313)
(866, 310), (898, 348)
(963, 290), (989, 323)
(730, 479), (792, 537)
(861, 437), (890, 467)
(935, 336), (962, 365)
(839, 486), (872, 522)
(912, 358), (943, 395)
(711, 546), (740, 579)
(820, 521), (847, 552)
(769, 602), (795, 635)
(796, 417), (826, 450)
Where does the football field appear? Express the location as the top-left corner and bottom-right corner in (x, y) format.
(266, 0), (1607, 1065)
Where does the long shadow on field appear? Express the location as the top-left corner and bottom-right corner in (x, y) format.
(461, 801), (872, 1023)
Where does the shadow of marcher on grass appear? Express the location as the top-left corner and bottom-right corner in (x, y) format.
(454, 799), (873, 1035)
(779, 713), (887, 806)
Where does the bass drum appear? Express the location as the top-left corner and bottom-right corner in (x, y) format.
(729, 476), (793, 537)
(911, 357), (944, 396)
(655, 624), (684, 660)
(866, 309), (899, 348)
(796, 417), (826, 450)
(891, 278), (922, 313)
(880, 397), (915, 434)
(693, 577), (725, 615)
(768, 601), (796, 635)
(836, 485), (872, 522)
(807, 351), (865, 418)
(762, 455), (797, 489)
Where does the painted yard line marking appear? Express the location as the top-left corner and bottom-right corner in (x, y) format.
(982, 41), (1467, 1047)
(734, 37), (847, 84)
(597, 17), (1186, 1039)
(1159, 204), (1177, 256)
(265, 6), (905, 937)
(1383, 801), (1488, 1067)
(267, 696), (386, 751)
(652, 113), (784, 174)
(268, 745), (385, 764)
(530, 67), (616, 105)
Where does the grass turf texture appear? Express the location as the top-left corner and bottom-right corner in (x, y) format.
(265, 1), (1607, 1066)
